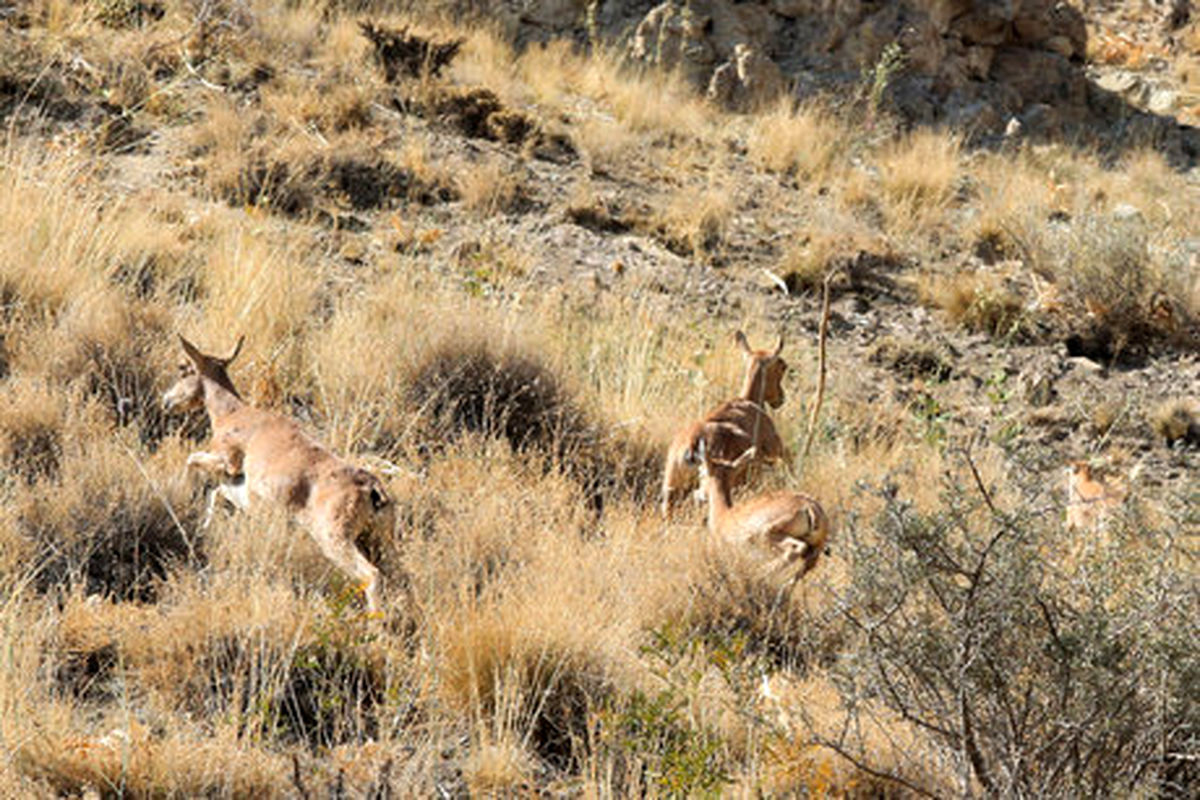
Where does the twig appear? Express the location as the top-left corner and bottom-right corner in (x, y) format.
(802, 270), (834, 458)
(119, 443), (198, 565)
(810, 736), (946, 799)
(960, 442), (997, 517)
(290, 752), (311, 800)
(761, 268), (789, 296)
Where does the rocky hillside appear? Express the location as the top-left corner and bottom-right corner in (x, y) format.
(0, 1), (1195, 796)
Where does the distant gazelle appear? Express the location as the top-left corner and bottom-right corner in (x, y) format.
(162, 336), (394, 613)
(1064, 460), (1126, 531)
(687, 432), (829, 576)
(661, 331), (788, 516)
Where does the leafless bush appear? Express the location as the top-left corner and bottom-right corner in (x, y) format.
(823, 452), (1196, 796)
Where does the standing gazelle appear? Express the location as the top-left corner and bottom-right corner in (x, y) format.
(661, 331), (788, 516)
(687, 428), (828, 577)
(162, 335), (394, 613)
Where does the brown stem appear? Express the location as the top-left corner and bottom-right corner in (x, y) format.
(802, 270), (834, 458)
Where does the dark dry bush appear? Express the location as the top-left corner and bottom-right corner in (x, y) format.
(565, 201), (633, 234)
(359, 22), (463, 81)
(869, 336), (954, 382)
(74, 338), (207, 450)
(407, 339), (586, 455)
(54, 643), (119, 704)
(216, 153), (457, 216)
(27, 484), (204, 603)
(97, 0), (165, 29)
(4, 423), (61, 485)
(405, 339), (660, 511)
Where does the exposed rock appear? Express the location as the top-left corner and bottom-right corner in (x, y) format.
(578, 1), (1198, 154)
(708, 43), (785, 110)
(630, 0), (777, 87)
(518, 0), (589, 29)
(1148, 87), (1178, 115)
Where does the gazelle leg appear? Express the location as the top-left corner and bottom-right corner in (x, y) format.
(309, 521), (382, 614)
(199, 477), (250, 530)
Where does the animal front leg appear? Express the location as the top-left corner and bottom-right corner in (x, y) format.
(187, 450), (240, 477)
(200, 476), (250, 530)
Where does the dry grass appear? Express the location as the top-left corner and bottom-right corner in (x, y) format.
(877, 129), (962, 237)
(747, 99), (845, 182)
(0, 3), (1194, 796)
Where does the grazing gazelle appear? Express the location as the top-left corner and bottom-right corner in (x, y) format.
(162, 335), (394, 613)
(661, 331), (788, 516)
(687, 432), (828, 577)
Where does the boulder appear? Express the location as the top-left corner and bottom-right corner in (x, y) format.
(517, 0), (589, 29)
(630, 0), (776, 87)
(708, 43), (786, 110)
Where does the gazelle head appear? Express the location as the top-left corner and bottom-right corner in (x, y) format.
(735, 330), (787, 409)
(162, 335), (244, 412)
(685, 434), (758, 488)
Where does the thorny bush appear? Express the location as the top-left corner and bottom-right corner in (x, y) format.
(823, 450), (1196, 797)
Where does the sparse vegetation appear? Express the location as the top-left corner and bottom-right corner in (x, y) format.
(0, 1), (1195, 796)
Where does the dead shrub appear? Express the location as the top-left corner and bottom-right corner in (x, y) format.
(405, 338), (660, 511)
(21, 448), (203, 602)
(565, 199), (633, 234)
(1149, 399), (1200, 447)
(423, 86), (538, 146)
(869, 337), (953, 382)
(209, 149), (458, 216)
(359, 22), (463, 81)
(407, 338), (587, 456)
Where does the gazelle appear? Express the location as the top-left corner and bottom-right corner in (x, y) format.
(661, 331), (788, 516)
(162, 336), (394, 613)
(1064, 460), (1127, 531)
(687, 433), (829, 576)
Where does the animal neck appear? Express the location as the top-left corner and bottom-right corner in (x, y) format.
(739, 368), (766, 405)
(703, 469), (734, 535)
(202, 375), (245, 422)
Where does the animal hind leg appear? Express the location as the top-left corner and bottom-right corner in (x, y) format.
(308, 520), (383, 614)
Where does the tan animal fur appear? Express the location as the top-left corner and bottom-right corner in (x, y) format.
(1064, 460), (1126, 531)
(688, 433), (829, 576)
(661, 331), (788, 517)
(162, 336), (394, 613)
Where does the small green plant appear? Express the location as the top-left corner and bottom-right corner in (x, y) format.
(909, 391), (948, 446)
(599, 686), (730, 797)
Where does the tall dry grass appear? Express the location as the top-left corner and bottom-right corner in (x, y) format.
(0, 2), (1195, 796)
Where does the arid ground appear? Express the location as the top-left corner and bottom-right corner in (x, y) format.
(0, 1), (1196, 796)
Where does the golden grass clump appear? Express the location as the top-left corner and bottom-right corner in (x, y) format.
(1149, 398), (1200, 447)
(919, 270), (1029, 340)
(877, 129), (962, 238)
(457, 156), (529, 217)
(746, 99), (844, 181)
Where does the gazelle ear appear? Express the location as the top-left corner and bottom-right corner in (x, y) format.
(772, 333), (784, 358)
(734, 330), (752, 355)
(684, 437), (707, 466)
(178, 334), (204, 366)
(729, 446), (758, 471)
(222, 335), (245, 366)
